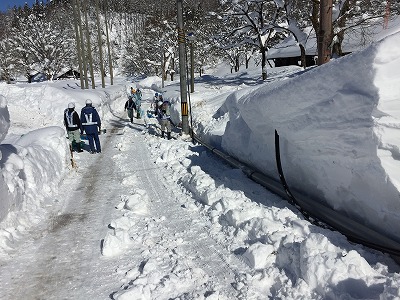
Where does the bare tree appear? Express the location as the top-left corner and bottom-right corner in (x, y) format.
(219, 0), (284, 80)
(8, 2), (75, 80)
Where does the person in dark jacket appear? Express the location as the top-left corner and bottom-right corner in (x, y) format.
(124, 95), (136, 123)
(80, 99), (102, 154)
(157, 100), (172, 140)
(64, 102), (83, 152)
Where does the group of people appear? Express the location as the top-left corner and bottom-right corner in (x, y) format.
(125, 91), (174, 140)
(64, 88), (175, 156)
(124, 87), (143, 123)
(64, 99), (102, 154)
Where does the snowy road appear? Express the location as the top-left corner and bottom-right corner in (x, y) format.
(0, 122), (126, 299)
(0, 115), (249, 299)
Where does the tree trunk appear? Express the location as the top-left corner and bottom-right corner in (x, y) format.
(310, 0), (319, 36)
(83, 2), (95, 89)
(95, 0), (105, 88)
(331, 23), (346, 56)
(72, 0), (84, 89)
(331, 0), (348, 57)
(318, 0), (333, 65)
(261, 48), (267, 80)
(77, 0), (89, 89)
(235, 55), (240, 72)
(104, 1), (114, 85)
(300, 44), (307, 69)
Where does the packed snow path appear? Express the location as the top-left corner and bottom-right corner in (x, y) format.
(0, 116), (247, 299)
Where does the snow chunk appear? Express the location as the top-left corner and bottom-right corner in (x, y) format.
(242, 242), (276, 269)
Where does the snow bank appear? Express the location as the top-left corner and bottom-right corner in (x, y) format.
(143, 137), (400, 298)
(0, 94), (10, 143)
(0, 81), (126, 141)
(0, 126), (69, 241)
(222, 32), (400, 241)
(0, 79), (126, 251)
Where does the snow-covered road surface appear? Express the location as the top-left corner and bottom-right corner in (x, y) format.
(0, 122), (126, 299)
(0, 115), (250, 299)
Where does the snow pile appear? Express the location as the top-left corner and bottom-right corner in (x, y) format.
(0, 94), (9, 143)
(0, 94), (11, 223)
(103, 178), (150, 256)
(218, 32), (400, 241)
(0, 126), (69, 251)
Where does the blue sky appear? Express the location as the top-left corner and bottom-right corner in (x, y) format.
(0, 0), (37, 12)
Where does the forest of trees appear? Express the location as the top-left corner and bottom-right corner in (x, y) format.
(0, 0), (398, 85)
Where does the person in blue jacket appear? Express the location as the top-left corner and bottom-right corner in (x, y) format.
(80, 99), (102, 154)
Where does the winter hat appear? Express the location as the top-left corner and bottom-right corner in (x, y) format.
(85, 99), (92, 105)
(68, 102), (75, 109)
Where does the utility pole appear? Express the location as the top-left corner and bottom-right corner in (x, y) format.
(177, 0), (190, 135)
(318, 0), (333, 65)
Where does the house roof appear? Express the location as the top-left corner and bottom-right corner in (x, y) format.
(55, 67), (78, 76)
